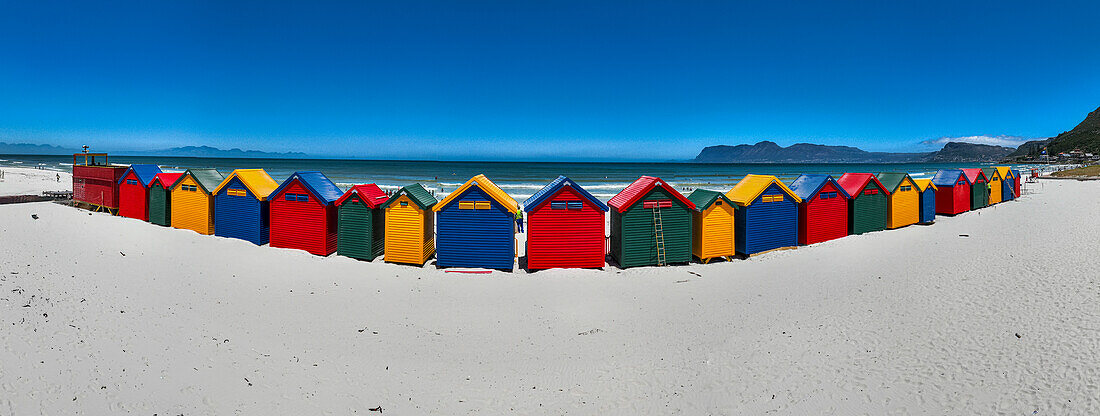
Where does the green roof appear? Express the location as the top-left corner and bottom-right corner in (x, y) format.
(686, 189), (733, 212)
(381, 183), (438, 210)
(981, 167), (1000, 180)
(875, 172), (911, 193)
(174, 168), (225, 194)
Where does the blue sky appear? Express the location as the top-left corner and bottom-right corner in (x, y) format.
(1, 1), (1098, 160)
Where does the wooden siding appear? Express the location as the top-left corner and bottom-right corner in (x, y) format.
(935, 183), (970, 215)
(148, 183), (170, 226)
(798, 181), (848, 245)
(970, 181), (988, 210)
(214, 177), (269, 245)
(269, 181), (337, 256)
(384, 194), (434, 265)
(611, 187), (692, 268)
(735, 183), (798, 255)
(72, 165), (126, 209)
(435, 186), (515, 270)
(886, 178), (920, 229)
(692, 200), (734, 261)
(337, 196), (385, 261)
(987, 175), (1003, 204)
(117, 171), (149, 221)
(171, 175), (215, 235)
(849, 183), (887, 235)
(919, 187), (936, 224)
(1002, 178), (1014, 201)
(526, 186), (606, 270)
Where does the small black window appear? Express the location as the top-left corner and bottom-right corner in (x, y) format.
(297, 194), (309, 202)
(551, 201), (567, 210)
(285, 193), (296, 201)
(400, 201), (408, 207)
(567, 201), (582, 210)
(715, 200), (723, 205)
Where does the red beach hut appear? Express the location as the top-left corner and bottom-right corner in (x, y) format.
(931, 169), (970, 215)
(269, 171), (345, 256)
(71, 153), (127, 213)
(523, 176), (609, 270)
(117, 164), (163, 221)
(789, 174), (850, 245)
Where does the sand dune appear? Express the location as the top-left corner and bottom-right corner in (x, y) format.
(1, 174), (1098, 414)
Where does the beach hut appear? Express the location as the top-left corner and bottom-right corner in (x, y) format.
(1012, 168), (1022, 197)
(726, 174), (801, 255)
(995, 167), (1015, 202)
(789, 174), (850, 246)
(982, 168), (1003, 205)
(170, 168), (225, 235)
(931, 169), (971, 215)
(961, 168), (988, 210)
(117, 164), (163, 221)
(269, 171), (344, 256)
(380, 183), (438, 266)
(71, 153), (127, 213)
(524, 176), (609, 270)
(837, 173), (889, 235)
(686, 189), (735, 263)
(148, 173), (183, 227)
(212, 169), (279, 245)
(334, 184), (390, 261)
(434, 174), (518, 270)
(608, 176), (695, 268)
(914, 179), (937, 225)
(876, 172), (920, 229)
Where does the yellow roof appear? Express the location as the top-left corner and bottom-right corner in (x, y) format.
(725, 174), (801, 206)
(994, 166), (1014, 179)
(212, 169), (280, 201)
(914, 178), (937, 192)
(433, 174), (518, 213)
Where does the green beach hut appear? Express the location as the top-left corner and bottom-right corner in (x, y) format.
(837, 173), (889, 235)
(147, 172), (183, 227)
(335, 184), (390, 261)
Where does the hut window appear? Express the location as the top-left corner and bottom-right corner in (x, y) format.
(182, 184), (197, 192)
(864, 189), (878, 195)
(296, 194), (309, 202)
(762, 195), (784, 203)
(474, 201), (491, 210)
(567, 201), (582, 210)
(957, 180), (966, 185)
(400, 201), (408, 207)
(643, 200), (673, 208)
(900, 185), (912, 192)
(228, 189), (247, 197)
(715, 200), (723, 206)
(820, 192), (836, 199)
(551, 202), (567, 210)
(285, 193), (295, 201)
(126, 179), (138, 185)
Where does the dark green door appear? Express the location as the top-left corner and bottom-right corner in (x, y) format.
(850, 186), (887, 234)
(337, 199), (380, 261)
(149, 185), (169, 226)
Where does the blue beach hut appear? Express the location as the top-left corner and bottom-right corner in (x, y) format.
(914, 179), (937, 225)
(433, 174), (519, 270)
(212, 169), (280, 245)
(725, 174), (802, 256)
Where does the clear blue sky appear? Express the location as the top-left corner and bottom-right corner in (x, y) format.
(1, 1), (1098, 160)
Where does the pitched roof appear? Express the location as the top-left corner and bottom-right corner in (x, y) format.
(149, 172), (183, 188)
(523, 175), (608, 212)
(876, 172), (916, 193)
(433, 174), (518, 213)
(961, 168), (987, 184)
(607, 176), (695, 211)
(212, 169), (280, 200)
(271, 171), (344, 205)
(788, 174), (850, 201)
(981, 167), (1001, 181)
(837, 173), (890, 198)
(686, 189), (733, 211)
(381, 183), (437, 210)
(726, 174), (802, 206)
(931, 169), (968, 187)
(117, 164), (162, 187)
(335, 184), (390, 208)
(913, 178), (937, 192)
(173, 168), (225, 194)
(994, 166), (1014, 180)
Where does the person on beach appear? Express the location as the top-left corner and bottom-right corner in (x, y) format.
(515, 210), (524, 232)
(56, 173), (60, 182)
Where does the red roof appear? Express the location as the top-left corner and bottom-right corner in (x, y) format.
(335, 184), (389, 208)
(607, 176), (695, 211)
(837, 173), (891, 197)
(150, 172), (184, 187)
(960, 168), (987, 184)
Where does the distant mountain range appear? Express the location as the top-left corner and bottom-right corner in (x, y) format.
(1007, 105), (1100, 158)
(0, 143), (307, 159)
(693, 141), (1015, 163)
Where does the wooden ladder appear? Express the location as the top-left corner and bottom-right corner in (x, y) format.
(652, 205), (666, 266)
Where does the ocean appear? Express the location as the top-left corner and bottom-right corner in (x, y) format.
(0, 154), (1036, 202)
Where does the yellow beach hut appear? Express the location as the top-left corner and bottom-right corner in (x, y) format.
(982, 168), (1003, 205)
(876, 172), (920, 229)
(687, 189), (735, 263)
(170, 168), (225, 235)
(380, 183), (438, 266)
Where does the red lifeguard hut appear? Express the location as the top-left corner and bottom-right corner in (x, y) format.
(72, 148), (127, 213)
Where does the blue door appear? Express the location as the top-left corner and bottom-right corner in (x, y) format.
(1003, 178), (1014, 201)
(919, 188), (936, 224)
(737, 184), (798, 255)
(215, 178), (269, 245)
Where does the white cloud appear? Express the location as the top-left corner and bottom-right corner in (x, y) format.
(921, 135), (1029, 148)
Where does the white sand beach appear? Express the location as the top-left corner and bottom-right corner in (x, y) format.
(1, 173), (1098, 414)
(0, 167), (72, 197)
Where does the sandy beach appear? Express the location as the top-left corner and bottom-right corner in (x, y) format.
(1, 169), (1098, 414)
